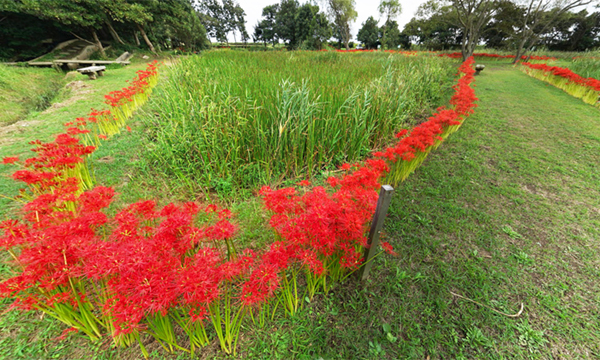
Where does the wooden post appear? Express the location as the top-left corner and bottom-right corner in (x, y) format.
(358, 185), (394, 281)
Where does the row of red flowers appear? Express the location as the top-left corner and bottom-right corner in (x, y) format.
(0, 57), (478, 356)
(438, 52), (557, 61)
(520, 61), (600, 92)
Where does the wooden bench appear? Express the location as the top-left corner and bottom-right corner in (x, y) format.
(77, 65), (106, 80)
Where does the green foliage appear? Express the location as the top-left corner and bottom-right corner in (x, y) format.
(254, 1), (331, 50)
(544, 10), (600, 51)
(275, 0), (300, 49)
(199, 0), (247, 43)
(357, 16), (380, 49)
(378, 0), (402, 22)
(403, 0), (462, 50)
(1, 0), (209, 56)
(144, 51), (454, 191)
(482, 0), (524, 48)
(253, 4), (279, 46)
(300, 11), (332, 50)
(380, 19), (402, 49)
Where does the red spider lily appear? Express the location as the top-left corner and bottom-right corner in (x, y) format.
(2, 156), (19, 165)
(521, 62), (600, 92)
(380, 241), (398, 256)
(439, 52), (557, 61)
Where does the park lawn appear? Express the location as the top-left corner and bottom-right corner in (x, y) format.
(0, 61), (598, 359)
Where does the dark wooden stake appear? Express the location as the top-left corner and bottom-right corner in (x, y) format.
(358, 185), (394, 281)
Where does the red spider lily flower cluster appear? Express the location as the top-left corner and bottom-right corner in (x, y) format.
(258, 159), (389, 278)
(104, 61), (159, 108)
(0, 58), (478, 357)
(438, 52), (556, 62)
(520, 61), (600, 107)
(372, 57), (478, 183)
(521, 62), (600, 92)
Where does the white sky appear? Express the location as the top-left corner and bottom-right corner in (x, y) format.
(232, 0), (430, 42)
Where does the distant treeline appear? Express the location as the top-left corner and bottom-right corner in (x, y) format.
(402, 0), (599, 53)
(1, 0), (598, 62)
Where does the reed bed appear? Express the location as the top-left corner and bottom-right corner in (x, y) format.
(144, 51), (454, 189)
(569, 55), (600, 80)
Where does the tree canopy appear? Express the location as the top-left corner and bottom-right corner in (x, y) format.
(0, 0), (210, 60)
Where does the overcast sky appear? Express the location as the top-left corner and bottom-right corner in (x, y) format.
(232, 0), (430, 42)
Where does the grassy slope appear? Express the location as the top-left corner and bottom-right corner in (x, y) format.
(0, 65), (65, 125)
(0, 62), (599, 359)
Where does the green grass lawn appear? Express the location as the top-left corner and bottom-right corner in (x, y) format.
(0, 61), (599, 359)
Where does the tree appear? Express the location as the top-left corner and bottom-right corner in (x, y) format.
(6, 0), (108, 56)
(357, 16), (380, 49)
(303, 11), (332, 49)
(511, 0), (598, 63)
(153, 0), (210, 50)
(1, 0), (208, 56)
(560, 10), (599, 50)
(451, 0), (499, 60)
(253, 21), (267, 45)
(259, 4), (280, 46)
(325, 0), (358, 49)
(380, 19), (402, 49)
(276, 0), (300, 49)
(378, 0), (402, 44)
(402, 0), (462, 50)
(197, 0), (246, 43)
(222, 0), (247, 42)
(482, 0), (524, 48)
(296, 3), (318, 44)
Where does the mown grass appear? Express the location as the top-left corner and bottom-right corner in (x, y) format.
(1, 58), (599, 359)
(145, 51), (455, 191)
(0, 64), (65, 125)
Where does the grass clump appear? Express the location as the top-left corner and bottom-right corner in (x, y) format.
(0, 64), (65, 124)
(144, 51), (454, 190)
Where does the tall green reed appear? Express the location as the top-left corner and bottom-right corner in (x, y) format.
(144, 51), (454, 190)
(569, 55), (600, 80)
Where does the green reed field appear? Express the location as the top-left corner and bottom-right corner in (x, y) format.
(144, 51), (454, 191)
(569, 54), (600, 79)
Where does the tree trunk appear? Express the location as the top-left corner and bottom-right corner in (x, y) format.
(137, 24), (156, 53)
(344, 26), (350, 50)
(134, 31), (141, 46)
(513, 36), (530, 64)
(91, 29), (106, 58)
(106, 21), (125, 44)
